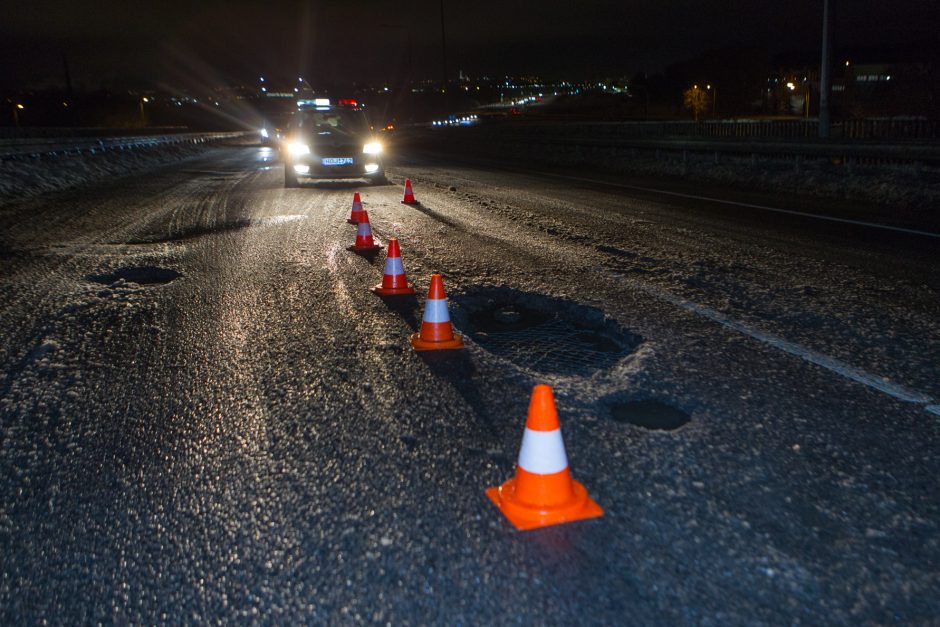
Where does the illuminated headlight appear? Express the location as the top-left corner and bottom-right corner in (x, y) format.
(293, 165), (310, 174)
(365, 163), (380, 174)
(362, 142), (382, 155)
(287, 142), (311, 156)
(260, 128), (269, 139)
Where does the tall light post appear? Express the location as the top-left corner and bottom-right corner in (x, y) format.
(13, 103), (24, 127)
(804, 80), (811, 118)
(439, 0), (448, 94)
(819, 0), (832, 139)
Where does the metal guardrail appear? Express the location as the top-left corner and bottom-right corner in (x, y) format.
(0, 126), (190, 140)
(534, 136), (940, 166)
(0, 131), (251, 162)
(497, 118), (940, 142)
(413, 125), (940, 167)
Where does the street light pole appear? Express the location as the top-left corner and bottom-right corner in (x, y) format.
(439, 0), (448, 94)
(819, 0), (832, 139)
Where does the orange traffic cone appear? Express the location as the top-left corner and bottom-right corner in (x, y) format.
(346, 211), (382, 252)
(401, 178), (418, 205)
(373, 238), (415, 296)
(487, 385), (603, 530)
(410, 274), (464, 350)
(347, 192), (367, 224)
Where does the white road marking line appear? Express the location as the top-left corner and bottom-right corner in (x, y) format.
(520, 169), (940, 240)
(428, 157), (939, 411)
(636, 282), (937, 413)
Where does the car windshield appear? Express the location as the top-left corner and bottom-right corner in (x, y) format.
(294, 109), (369, 137)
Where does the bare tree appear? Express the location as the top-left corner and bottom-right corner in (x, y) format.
(683, 85), (708, 121)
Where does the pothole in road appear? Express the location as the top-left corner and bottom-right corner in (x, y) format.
(595, 244), (637, 259)
(124, 215), (307, 245)
(88, 266), (181, 286)
(450, 286), (641, 376)
(608, 399), (691, 431)
(125, 220), (251, 244)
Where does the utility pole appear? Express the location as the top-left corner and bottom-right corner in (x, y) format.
(439, 0), (448, 94)
(819, 0), (832, 139)
(62, 51), (73, 96)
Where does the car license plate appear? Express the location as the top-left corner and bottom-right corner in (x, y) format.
(322, 157), (354, 166)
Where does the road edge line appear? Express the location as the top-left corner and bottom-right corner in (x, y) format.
(511, 168), (940, 240)
(637, 282), (937, 413)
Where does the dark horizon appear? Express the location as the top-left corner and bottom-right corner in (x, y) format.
(1, 0), (937, 92)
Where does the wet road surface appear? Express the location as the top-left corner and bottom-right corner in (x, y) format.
(1, 143), (938, 623)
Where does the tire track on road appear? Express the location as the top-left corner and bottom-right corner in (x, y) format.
(0, 149), (264, 396)
(385, 165), (940, 416)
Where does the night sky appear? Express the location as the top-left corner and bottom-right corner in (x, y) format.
(1, 0), (937, 90)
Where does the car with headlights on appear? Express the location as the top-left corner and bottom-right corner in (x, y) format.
(283, 99), (385, 187)
(260, 112), (292, 146)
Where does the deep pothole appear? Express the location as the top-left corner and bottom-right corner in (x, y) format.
(88, 266), (181, 286)
(124, 220), (251, 244)
(124, 215), (308, 245)
(609, 400), (691, 431)
(450, 286), (641, 375)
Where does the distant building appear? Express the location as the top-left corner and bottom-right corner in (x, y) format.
(760, 58), (936, 120)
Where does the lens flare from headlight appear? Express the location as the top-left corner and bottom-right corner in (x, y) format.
(363, 142), (382, 155)
(287, 142), (310, 156)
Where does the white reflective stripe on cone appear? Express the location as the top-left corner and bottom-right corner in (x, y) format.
(357, 222), (372, 236)
(517, 427), (568, 475)
(422, 299), (450, 323)
(384, 257), (404, 275)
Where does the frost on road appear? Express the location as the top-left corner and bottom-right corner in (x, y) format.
(1, 144), (938, 624)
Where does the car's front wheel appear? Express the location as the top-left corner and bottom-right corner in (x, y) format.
(284, 165), (299, 188)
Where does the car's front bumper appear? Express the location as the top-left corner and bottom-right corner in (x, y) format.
(290, 155), (383, 179)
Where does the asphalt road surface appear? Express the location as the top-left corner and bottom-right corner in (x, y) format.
(2, 142), (938, 624)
